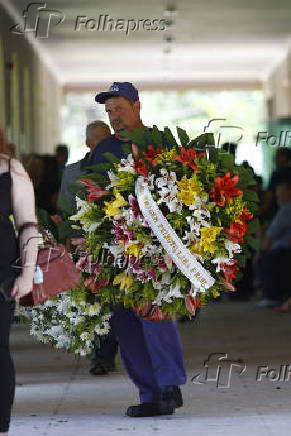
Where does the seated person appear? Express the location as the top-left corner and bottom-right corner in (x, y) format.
(253, 179), (291, 308)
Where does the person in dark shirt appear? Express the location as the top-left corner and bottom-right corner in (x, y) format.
(59, 121), (111, 209)
(90, 82), (186, 418)
(254, 179), (291, 308)
(259, 148), (291, 221)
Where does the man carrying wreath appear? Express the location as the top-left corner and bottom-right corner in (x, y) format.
(90, 82), (186, 417)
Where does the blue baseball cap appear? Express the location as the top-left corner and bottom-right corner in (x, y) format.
(95, 82), (139, 104)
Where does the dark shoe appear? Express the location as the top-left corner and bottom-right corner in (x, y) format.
(160, 385), (183, 409)
(126, 402), (174, 417)
(89, 359), (115, 376)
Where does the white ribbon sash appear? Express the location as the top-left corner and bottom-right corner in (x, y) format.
(135, 178), (215, 291)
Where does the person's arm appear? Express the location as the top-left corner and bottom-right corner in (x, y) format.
(10, 159), (39, 299)
(253, 207), (283, 263)
(255, 205), (290, 260)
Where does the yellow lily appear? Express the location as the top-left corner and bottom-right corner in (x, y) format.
(104, 189), (128, 217)
(125, 242), (142, 258)
(113, 272), (134, 291)
(177, 175), (203, 206)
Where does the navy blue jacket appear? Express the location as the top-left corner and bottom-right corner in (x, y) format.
(89, 135), (130, 167)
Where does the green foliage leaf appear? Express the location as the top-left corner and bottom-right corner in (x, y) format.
(57, 194), (76, 217)
(247, 217), (260, 234)
(85, 162), (113, 172)
(122, 143), (132, 155)
(67, 182), (86, 199)
(103, 152), (120, 164)
(208, 148), (219, 163)
(236, 166), (257, 190)
(37, 209), (58, 240)
(176, 127), (189, 146)
(144, 128), (154, 146)
(119, 128), (146, 147)
(164, 126), (178, 148)
(152, 125), (163, 147)
(218, 151), (235, 170)
(243, 190), (259, 203)
(245, 235), (260, 251)
(189, 133), (215, 149)
(58, 219), (80, 242)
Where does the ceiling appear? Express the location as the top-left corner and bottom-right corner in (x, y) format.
(4, 0), (291, 89)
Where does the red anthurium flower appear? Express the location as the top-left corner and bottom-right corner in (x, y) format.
(144, 306), (172, 321)
(220, 260), (239, 290)
(132, 301), (152, 317)
(238, 208), (253, 223)
(220, 277), (236, 292)
(132, 303), (172, 320)
(173, 147), (205, 172)
(225, 207), (253, 243)
(210, 172), (243, 206)
(225, 220), (248, 244)
(79, 178), (108, 202)
(84, 275), (109, 292)
(133, 159), (149, 177)
(143, 145), (162, 166)
(94, 277), (109, 290)
(84, 276), (96, 292)
(185, 295), (201, 316)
